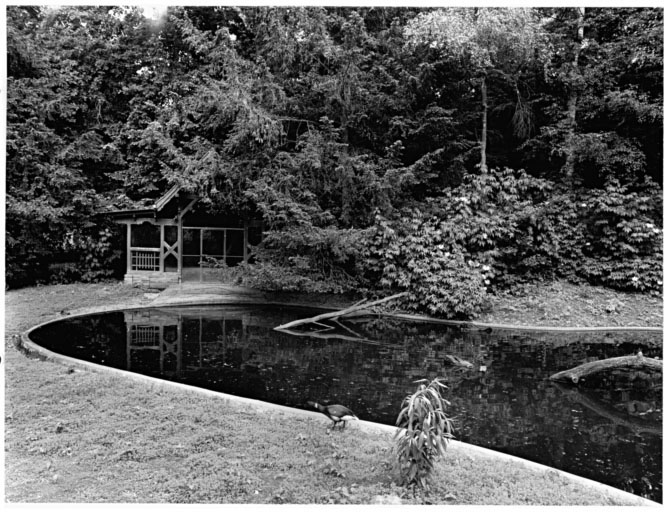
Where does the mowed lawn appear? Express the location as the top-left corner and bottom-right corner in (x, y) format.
(4, 282), (659, 504)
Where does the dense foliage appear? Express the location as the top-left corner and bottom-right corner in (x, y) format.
(7, 7), (662, 317)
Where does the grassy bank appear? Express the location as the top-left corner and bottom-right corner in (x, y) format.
(480, 281), (662, 328)
(5, 281), (661, 504)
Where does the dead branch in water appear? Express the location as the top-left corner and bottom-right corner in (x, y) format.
(273, 292), (407, 332)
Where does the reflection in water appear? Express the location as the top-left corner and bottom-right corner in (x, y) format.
(29, 306), (662, 502)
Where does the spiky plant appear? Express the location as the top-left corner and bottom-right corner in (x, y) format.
(394, 378), (454, 490)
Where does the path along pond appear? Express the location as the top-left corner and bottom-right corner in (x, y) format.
(28, 304), (662, 502)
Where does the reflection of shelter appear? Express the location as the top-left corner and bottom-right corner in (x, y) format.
(124, 308), (270, 376)
(125, 310), (182, 375)
(108, 186), (261, 287)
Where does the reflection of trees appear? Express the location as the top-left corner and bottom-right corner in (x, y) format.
(553, 383), (662, 436)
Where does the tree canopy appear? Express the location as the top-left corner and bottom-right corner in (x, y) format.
(6, 6), (662, 317)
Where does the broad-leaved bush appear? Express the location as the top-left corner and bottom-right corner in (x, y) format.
(359, 212), (489, 318)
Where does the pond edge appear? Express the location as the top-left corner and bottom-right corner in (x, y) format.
(18, 301), (661, 507)
(150, 295), (664, 332)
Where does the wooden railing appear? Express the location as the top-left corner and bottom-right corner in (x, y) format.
(131, 248), (160, 271)
(130, 325), (160, 347)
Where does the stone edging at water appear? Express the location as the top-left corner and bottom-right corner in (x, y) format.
(18, 301), (661, 507)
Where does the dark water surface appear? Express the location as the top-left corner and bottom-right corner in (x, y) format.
(29, 305), (663, 502)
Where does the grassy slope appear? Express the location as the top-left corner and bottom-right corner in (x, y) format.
(4, 281), (661, 504)
(480, 281), (662, 327)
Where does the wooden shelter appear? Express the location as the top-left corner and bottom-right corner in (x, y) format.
(108, 186), (261, 288)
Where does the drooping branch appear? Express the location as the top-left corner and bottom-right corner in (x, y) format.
(273, 292), (407, 332)
(549, 353), (662, 385)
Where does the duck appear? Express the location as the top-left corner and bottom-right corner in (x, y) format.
(307, 401), (358, 429)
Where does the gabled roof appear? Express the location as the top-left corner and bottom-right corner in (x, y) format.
(105, 185), (185, 218)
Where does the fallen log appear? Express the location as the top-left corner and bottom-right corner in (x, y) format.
(549, 353), (662, 385)
(273, 292), (407, 332)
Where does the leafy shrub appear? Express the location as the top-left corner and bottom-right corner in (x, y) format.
(571, 132), (648, 187)
(424, 168), (554, 291)
(417, 168), (663, 295)
(499, 179), (663, 293)
(359, 212), (489, 318)
(200, 257), (247, 284)
(5, 205), (123, 289)
(76, 225), (124, 282)
(5, 199), (68, 288)
(357, 169), (558, 317)
(48, 262), (82, 284)
(237, 225), (367, 294)
(394, 378), (454, 490)
(574, 180), (663, 292)
(235, 260), (359, 294)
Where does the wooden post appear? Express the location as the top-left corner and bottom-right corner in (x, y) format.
(243, 222), (249, 263)
(222, 229), (226, 265)
(159, 224), (165, 273)
(126, 322), (132, 370)
(177, 209), (183, 283)
(126, 223), (132, 274)
(199, 229), (203, 282)
(176, 314), (182, 374)
(159, 325), (164, 373)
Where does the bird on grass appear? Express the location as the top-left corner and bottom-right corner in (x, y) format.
(307, 401), (359, 430)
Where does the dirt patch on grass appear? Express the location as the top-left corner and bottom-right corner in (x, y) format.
(4, 280), (660, 504)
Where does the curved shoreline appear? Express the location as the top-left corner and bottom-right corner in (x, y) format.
(107, 294), (664, 332)
(19, 301), (662, 506)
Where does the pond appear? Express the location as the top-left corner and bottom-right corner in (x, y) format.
(28, 305), (662, 502)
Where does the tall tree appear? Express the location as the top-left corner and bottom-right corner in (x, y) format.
(404, 8), (549, 173)
(6, 6), (162, 285)
(529, 7), (663, 186)
(563, 7), (585, 178)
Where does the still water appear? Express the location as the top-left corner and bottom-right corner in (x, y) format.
(28, 305), (662, 502)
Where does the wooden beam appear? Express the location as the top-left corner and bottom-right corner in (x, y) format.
(180, 197), (198, 218)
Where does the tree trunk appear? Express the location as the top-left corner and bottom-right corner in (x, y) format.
(549, 353), (662, 385)
(273, 292), (407, 332)
(563, 7), (585, 179)
(479, 74), (488, 173)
